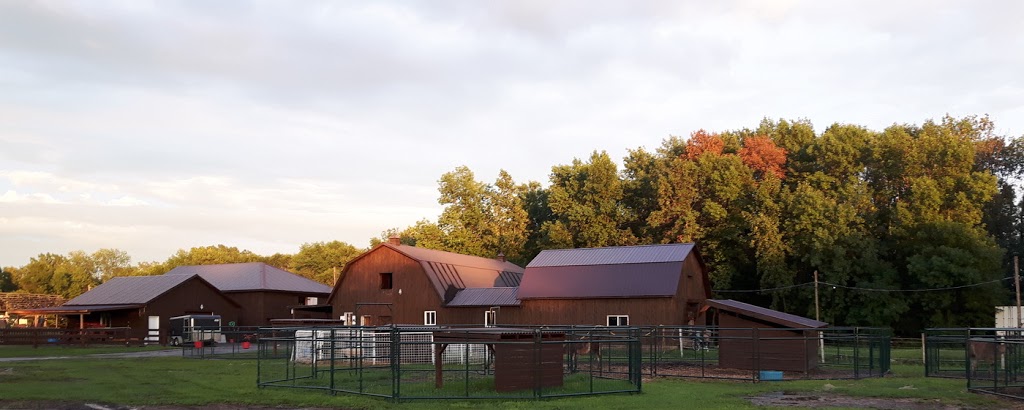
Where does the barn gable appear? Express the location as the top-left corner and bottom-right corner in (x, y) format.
(328, 241), (524, 306)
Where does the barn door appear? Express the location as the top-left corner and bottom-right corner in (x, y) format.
(147, 316), (160, 343)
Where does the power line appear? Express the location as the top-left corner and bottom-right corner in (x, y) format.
(712, 276), (1012, 294)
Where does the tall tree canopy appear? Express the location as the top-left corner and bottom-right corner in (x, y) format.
(7, 115), (1021, 336)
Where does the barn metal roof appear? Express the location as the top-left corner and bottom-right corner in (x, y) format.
(65, 274), (199, 305)
(383, 244), (524, 300)
(706, 299), (828, 328)
(165, 262), (331, 294)
(446, 288), (521, 307)
(519, 244), (700, 299)
(526, 243), (696, 267)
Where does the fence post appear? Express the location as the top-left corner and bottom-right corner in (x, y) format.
(753, 327), (760, 382)
(390, 326), (399, 400)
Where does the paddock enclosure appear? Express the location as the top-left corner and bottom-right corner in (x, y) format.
(924, 328), (1024, 400)
(253, 324), (889, 400)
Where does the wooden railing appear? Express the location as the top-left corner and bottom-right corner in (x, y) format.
(0, 327), (144, 346)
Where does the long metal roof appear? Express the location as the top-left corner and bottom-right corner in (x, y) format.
(446, 287), (521, 307)
(519, 244), (699, 299)
(527, 243), (696, 267)
(706, 299), (828, 328)
(165, 262), (331, 294)
(9, 304), (146, 315)
(66, 274), (198, 305)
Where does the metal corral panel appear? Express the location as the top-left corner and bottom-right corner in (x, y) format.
(526, 243), (695, 267)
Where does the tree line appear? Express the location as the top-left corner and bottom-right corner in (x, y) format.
(3, 115), (1022, 335)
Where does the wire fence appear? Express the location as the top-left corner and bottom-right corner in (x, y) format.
(256, 326), (643, 400)
(640, 326), (890, 381)
(925, 327), (1024, 400)
(253, 325), (888, 400)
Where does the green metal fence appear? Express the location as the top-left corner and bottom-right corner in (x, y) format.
(642, 326), (890, 381)
(925, 328), (1024, 399)
(256, 326), (643, 400)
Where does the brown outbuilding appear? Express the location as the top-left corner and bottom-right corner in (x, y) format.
(706, 299), (828, 372)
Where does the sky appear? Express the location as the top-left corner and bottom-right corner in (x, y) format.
(1, 1), (1023, 267)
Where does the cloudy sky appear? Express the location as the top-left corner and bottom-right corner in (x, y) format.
(1, 1), (1022, 266)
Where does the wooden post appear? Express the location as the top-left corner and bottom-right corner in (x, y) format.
(921, 333), (926, 364)
(434, 343), (447, 388)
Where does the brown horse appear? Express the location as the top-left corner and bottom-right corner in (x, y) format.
(566, 335), (604, 373)
(968, 338), (1006, 378)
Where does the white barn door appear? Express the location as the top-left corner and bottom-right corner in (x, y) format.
(147, 316), (160, 343)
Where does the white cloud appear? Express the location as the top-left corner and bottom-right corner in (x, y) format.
(0, 0), (1021, 265)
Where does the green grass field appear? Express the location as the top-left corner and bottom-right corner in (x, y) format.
(0, 344), (175, 358)
(0, 346), (1016, 409)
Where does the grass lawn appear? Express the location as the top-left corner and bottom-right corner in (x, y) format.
(0, 353), (1018, 409)
(0, 344), (176, 358)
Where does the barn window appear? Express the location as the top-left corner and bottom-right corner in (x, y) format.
(607, 315), (629, 326)
(379, 272), (393, 289)
(484, 310), (497, 327)
(424, 311), (437, 326)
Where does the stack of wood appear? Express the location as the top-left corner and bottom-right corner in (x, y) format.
(0, 293), (65, 311)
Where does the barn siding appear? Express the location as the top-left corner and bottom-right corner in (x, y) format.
(332, 246), (446, 326)
(94, 278), (242, 342)
(717, 312), (818, 372)
(225, 291), (319, 326)
(515, 298), (681, 326)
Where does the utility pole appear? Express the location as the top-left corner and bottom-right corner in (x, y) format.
(814, 270), (821, 322)
(1015, 254), (1021, 329)
(333, 266), (339, 286)
(814, 270), (824, 362)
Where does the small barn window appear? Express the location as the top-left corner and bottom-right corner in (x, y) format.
(484, 310), (496, 327)
(424, 311), (437, 326)
(379, 272), (393, 289)
(607, 315), (629, 326)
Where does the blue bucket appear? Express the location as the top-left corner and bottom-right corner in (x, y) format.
(759, 370), (783, 381)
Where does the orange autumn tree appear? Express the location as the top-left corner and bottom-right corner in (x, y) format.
(739, 136), (787, 179)
(684, 129), (724, 159)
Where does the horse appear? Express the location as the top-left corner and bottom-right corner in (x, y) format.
(968, 338), (1007, 378)
(565, 334), (605, 373)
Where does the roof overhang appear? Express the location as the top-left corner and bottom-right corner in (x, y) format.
(706, 299), (828, 328)
(9, 304), (146, 315)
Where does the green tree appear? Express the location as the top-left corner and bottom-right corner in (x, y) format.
(91, 248), (133, 282)
(489, 170), (529, 263)
(372, 220), (447, 249)
(263, 253), (294, 271)
(290, 241), (363, 285)
(520, 181), (554, 263)
(50, 251), (98, 299)
(543, 151), (635, 249)
(436, 166), (492, 257)
(622, 147), (664, 243)
(161, 245), (263, 272)
(0, 266), (17, 292)
(14, 253), (66, 294)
